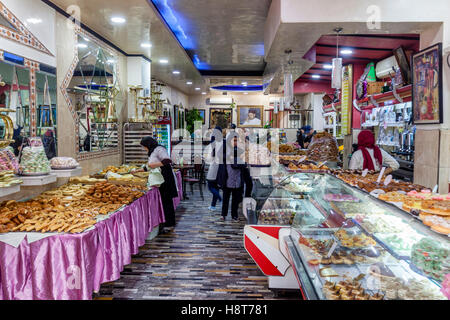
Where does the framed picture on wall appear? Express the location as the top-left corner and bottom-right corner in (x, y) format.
(198, 109), (206, 124)
(209, 108), (232, 129)
(237, 106), (264, 128)
(412, 43), (443, 124)
(394, 46), (412, 85)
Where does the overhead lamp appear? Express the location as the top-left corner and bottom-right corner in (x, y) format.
(77, 43), (88, 48)
(26, 18), (42, 24)
(141, 43), (152, 48)
(107, 59), (115, 64)
(312, 75), (321, 79)
(341, 49), (353, 55)
(111, 17), (126, 24)
(323, 64), (333, 69)
(186, 81), (193, 85)
(202, 92), (206, 95)
(243, 92), (248, 95)
(242, 82), (248, 86)
(332, 27), (343, 89)
(195, 87), (201, 91)
(172, 70), (180, 75)
(159, 59), (169, 64)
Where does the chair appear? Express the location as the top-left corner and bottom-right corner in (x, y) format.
(184, 161), (205, 200)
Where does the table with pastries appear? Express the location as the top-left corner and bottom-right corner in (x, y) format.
(0, 167), (183, 300)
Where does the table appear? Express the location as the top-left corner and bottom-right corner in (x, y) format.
(173, 165), (194, 200)
(0, 173), (183, 300)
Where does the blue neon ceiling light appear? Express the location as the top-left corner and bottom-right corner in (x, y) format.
(151, 0), (213, 70)
(211, 85), (263, 92)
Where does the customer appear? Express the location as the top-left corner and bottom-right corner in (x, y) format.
(216, 133), (246, 222)
(349, 130), (400, 173)
(206, 126), (223, 211)
(140, 136), (178, 232)
(242, 136), (253, 198)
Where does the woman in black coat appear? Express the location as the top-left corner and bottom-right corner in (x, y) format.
(140, 136), (178, 231)
(216, 133), (246, 222)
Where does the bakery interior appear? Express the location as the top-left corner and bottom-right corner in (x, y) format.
(0, 0), (449, 301)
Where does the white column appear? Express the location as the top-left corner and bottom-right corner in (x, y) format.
(127, 57), (151, 119)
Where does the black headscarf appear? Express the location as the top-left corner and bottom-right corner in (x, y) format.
(140, 136), (160, 157)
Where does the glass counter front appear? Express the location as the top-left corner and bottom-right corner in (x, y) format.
(253, 172), (449, 300)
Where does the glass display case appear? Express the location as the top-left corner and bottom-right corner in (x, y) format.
(253, 172), (449, 300)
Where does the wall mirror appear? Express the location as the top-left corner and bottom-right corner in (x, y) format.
(0, 59), (31, 146)
(67, 34), (123, 154)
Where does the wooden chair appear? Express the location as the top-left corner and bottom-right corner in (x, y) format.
(184, 161), (205, 199)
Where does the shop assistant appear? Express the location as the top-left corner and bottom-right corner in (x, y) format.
(140, 136), (178, 231)
(349, 130), (399, 173)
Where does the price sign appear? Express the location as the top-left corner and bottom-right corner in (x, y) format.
(377, 167), (386, 184)
(383, 175), (393, 186)
(326, 240), (339, 258)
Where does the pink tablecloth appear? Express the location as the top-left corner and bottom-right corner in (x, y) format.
(173, 170), (182, 209)
(0, 188), (165, 300)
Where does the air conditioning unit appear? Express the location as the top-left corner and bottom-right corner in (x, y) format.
(376, 55), (399, 79)
(207, 97), (233, 105)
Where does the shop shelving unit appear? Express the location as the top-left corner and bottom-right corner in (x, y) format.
(123, 122), (152, 164)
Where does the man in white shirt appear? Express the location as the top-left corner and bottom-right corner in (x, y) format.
(242, 109), (261, 126)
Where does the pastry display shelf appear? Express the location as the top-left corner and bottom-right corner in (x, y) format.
(0, 184), (21, 197)
(51, 167), (83, 178)
(20, 173), (57, 186)
(357, 85), (412, 111)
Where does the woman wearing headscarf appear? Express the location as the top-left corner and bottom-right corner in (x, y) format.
(216, 132), (246, 222)
(140, 136), (178, 231)
(349, 130), (399, 173)
(206, 126), (223, 211)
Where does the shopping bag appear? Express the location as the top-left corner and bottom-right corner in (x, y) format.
(147, 167), (165, 187)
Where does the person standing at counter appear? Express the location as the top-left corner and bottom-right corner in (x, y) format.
(349, 130), (400, 173)
(302, 125), (316, 148)
(296, 128), (305, 149)
(216, 133), (246, 222)
(140, 136), (178, 232)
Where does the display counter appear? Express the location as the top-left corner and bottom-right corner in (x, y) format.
(245, 172), (449, 300)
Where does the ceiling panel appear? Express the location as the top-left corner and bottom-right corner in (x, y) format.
(150, 0), (271, 74)
(47, 0), (205, 94)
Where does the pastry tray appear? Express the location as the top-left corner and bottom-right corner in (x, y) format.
(51, 166), (79, 170)
(20, 172), (50, 176)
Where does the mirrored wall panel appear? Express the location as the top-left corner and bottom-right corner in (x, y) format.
(67, 35), (123, 153)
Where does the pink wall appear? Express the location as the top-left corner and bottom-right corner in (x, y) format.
(294, 79), (334, 94)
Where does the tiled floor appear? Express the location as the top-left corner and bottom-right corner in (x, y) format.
(95, 186), (301, 300)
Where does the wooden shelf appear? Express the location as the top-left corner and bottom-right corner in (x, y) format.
(358, 85), (412, 111)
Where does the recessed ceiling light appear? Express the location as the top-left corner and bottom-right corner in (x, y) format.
(91, 82), (96, 85)
(27, 18), (42, 24)
(202, 92), (206, 95)
(111, 17), (126, 24)
(186, 81), (193, 85)
(242, 82), (248, 85)
(195, 87), (201, 91)
(172, 70), (180, 75)
(141, 43), (152, 48)
(323, 64), (333, 69)
(243, 92), (248, 95)
(77, 43), (88, 48)
(159, 59), (169, 64)
(107, 59), (115, 64)
(312, 75), (321, 79)
(340, 49), (353, 55)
